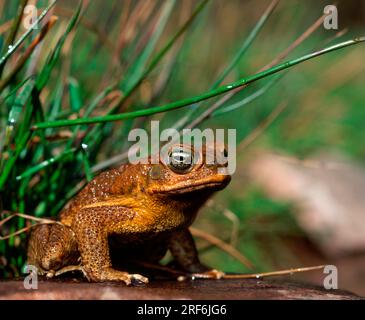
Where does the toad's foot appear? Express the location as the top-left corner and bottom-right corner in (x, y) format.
(54, 265), (86, 277)
(177, 269), (225, 281)
(87, 268), (149, 285)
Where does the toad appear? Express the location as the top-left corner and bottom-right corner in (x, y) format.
(27, 143), (231, 285)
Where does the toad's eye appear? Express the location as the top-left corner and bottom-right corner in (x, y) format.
(167, 146), (194, 174)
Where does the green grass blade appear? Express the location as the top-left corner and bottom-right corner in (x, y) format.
(83, 0), (210, 146)
(83, 85), (116, 118)
(47, 80), (64, 120)
(212, 73), (285, 117)
(0, 0), (57, 69)
(115, 1), (176, 152)
(68, 77), (83, 113)
(173, 0), (278, 129)
(35, 1), (82, 91)
(31, 89), (50, 159)
(212, 0), (278, 89)
(32, 36), (365, 130)
(79, 148), (93, 182)
(65, 84), (116, 149)
(0, 78), (35, 171)
(0, 75), (32, 104)
(0, 0), (28, 76)
(110, 0), (210, 112)
(15, 148), (76, 181)
(7, 78), (35, 130)
(0, 131), (31, 190)
(122, 0), (176, 94)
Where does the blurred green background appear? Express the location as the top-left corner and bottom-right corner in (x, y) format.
(0, 0), (364, 295)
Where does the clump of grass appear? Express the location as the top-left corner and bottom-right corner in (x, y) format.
(0, 0), (364, 279)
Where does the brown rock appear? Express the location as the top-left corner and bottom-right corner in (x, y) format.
(0, 278), (361, 300)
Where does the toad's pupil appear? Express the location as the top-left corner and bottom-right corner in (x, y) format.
(171, 152), (191, 164)
(168, 149), (193, 173)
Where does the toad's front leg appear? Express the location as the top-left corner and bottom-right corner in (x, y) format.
(168, 229), (225, 280)
(72, 206), (148, 285)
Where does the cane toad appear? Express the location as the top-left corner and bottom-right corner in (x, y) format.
(27, 144), (231, 285)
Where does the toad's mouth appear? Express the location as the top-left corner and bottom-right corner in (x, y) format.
(149, 175), (231, 195)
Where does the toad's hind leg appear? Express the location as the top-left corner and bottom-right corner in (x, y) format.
(27, 223), (79, 277)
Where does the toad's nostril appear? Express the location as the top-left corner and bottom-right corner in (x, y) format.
(149, 165), (162, 180)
